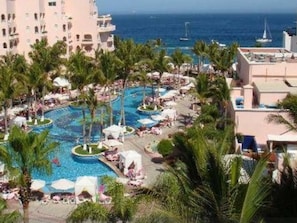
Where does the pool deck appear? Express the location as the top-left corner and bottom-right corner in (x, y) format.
(6, 94), (198, 223)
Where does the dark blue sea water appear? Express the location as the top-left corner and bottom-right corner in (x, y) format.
(112, 13), (296, 57)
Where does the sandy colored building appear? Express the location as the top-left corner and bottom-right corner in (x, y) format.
(0, 0), (115, 58)
(228, 47), (297, 149)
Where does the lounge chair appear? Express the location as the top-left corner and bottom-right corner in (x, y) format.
(128, 179), (143, 187)
(52, 195), (61, 204)
(69, 197), (76, 205)
(63, 197), (69, 204)
(98, 192), (112, 204)
(105, 153), (119, 162)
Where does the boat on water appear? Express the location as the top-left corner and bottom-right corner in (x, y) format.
(180, 22), (190, 41)
(211, 39), (226, 48)
(256, 18), (272, 43)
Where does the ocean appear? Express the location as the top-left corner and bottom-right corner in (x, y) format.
(111, 13), (296, 57)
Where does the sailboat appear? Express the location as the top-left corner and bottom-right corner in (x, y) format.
(180, 22), (190, 41)
(256, 19), (272, 43)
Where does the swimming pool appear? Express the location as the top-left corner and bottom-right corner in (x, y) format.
(32, 87), (161, 184)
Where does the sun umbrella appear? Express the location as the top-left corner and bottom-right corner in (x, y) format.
(151, 114), (166, 121)
(165, 101), (177, 106)
(103, 139), (123, 147)
(31, 179), (46, 191)
(137, 118), (155, 126)
(51, 179), (75, 191)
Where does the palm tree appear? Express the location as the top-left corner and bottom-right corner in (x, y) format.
(144, 127), (271, 223)
(0, 126), (59, 223)
(0, 53), (28, 138)
(85, 88), (98, 147)
(192, 40), (209, 72)
(114, 39), (141, 126)
(67, 49), (94, 150)
(171, 48), (192, 87)
(27, 62), (49, 122)
(94, 49), (121, 125)
(194, 73), (212, 105)
(0, 198), (21, 223)
(267, 94), (297, 132)
(130, 70), (153, 107)
(66, 201), (109, 223)
(67, 176), (142, 223)
(28, 39), (66, 121)
(209, 76), (231, 127)
(151, 49), (172, 100)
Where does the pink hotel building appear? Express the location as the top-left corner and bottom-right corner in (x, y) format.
(0, 0), (115, 57)
(229, 46), (297, 155)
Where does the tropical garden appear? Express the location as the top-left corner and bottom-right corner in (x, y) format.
(0, 37), (296, 223)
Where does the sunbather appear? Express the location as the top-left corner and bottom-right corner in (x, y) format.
(104, 147), (118, 156)
(106, 153), (119, 162)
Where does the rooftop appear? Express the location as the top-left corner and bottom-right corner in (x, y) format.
(253, 80), (297, 94)
(239, 47), (297, 64)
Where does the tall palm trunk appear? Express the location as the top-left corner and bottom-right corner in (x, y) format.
(142, 84), (147, 105)
(82, 103), (87, 150)
(40, 86), (46, 122)
(3, 104), (9, 137)
(108, 87), (113, 125)
(87, 106), (96, 150)
(19, 171), (32, 223)
(119, 80), (127, 126)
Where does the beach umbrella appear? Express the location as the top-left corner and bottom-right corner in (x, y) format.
(165, 101), (177, 107)
(51, 179), (75, 191)
(103, 139), (123, 147)
(137, 118), (155, 126)
(31, 179), (46, 191)
(151, 114), (166, 121)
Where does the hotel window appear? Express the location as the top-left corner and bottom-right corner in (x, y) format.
(34, 13), (38, 20)
(1, 14), (5, 22)
(48, 1), (56, 6)
(9, 41), (13, 48)
(8, 28), (11, 35)
(2, 29), (6, 36)
(12, 14), (15, 20)
(34, 26), (39, 33)
(63, 24), (66, 32)
(76, 34), (80, 41)
(13, 27), (16, 33)
(3, 42), (7, 49)
(8, 14), (11, 21)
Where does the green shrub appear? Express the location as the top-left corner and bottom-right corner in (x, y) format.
(157, 139), (174, 157)
(75, 144), (105, 155)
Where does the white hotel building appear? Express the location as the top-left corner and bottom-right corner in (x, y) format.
(0, 0), (115, 58)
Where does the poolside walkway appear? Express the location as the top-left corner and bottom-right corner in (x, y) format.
(6, 94), (198, 222)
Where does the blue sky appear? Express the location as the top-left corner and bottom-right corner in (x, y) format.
(96, 0), (296, 14)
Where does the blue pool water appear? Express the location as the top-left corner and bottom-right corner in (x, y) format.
(32, 87), (160, 184)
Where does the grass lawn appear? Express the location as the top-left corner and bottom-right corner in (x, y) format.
(27, 118), (51, 125)
(74, 144), (106, 155)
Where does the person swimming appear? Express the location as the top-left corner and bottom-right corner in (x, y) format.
(52, 157), (61, 167)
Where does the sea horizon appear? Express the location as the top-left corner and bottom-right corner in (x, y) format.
(111, 13), (296, 59)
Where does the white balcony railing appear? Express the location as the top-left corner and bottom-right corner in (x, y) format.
(98, 24), (116, 32)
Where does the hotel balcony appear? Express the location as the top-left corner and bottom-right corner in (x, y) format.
(98, 24), (116, 32)
(97, 14), (112, 23)
(41, 31), (48, 38)
(9, 33), (19, 40)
